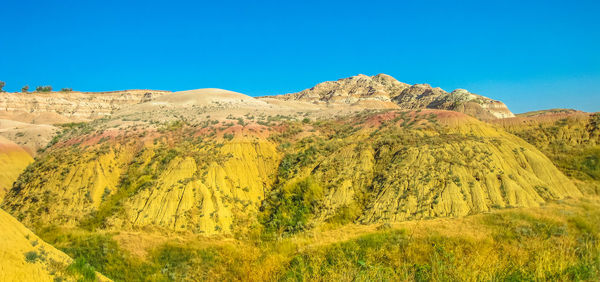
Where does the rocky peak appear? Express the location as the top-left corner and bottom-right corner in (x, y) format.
(270, 74), (515, 120)
(451, 89), (470, 95)
(347, 74), (371, 80)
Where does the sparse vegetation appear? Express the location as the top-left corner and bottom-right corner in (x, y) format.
(35, 85), (53, 92)
(24, 250), (40, 263)
(261, 177), (323, 236)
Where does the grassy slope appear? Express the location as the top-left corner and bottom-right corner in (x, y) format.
(33, 197), (600, 281)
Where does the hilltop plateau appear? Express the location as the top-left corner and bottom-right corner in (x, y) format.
(0, 89), (171, 124)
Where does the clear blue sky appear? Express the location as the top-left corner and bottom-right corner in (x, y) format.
(0, 0), (598, 113)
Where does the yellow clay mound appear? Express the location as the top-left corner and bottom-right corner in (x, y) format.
(0, 209), (75, 281)
(0, 136), (33, 201)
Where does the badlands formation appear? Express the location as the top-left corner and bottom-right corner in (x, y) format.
(0, 74), (580, 235)
(0, 74), (597, 281)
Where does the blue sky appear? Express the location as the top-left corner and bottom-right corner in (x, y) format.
(0, 0), (598, 113)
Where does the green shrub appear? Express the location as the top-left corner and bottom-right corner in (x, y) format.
(36, 85), (53, 92)
(277, 146), (318, 179)
(24, 251), (39, 263)
(38, 229), (157, 281)
(261, 177), (323, 236)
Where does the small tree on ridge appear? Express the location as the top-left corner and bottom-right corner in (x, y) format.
(36, 85), (53, 92)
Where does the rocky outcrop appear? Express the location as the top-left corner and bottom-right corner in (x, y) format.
(268, 74), (514, 120)
(0, 90), (171, 124)
(276, 74), (410, 103)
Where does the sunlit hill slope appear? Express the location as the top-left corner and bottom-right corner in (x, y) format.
(1, 88), (580, 237)
(0, 76), (596, 281)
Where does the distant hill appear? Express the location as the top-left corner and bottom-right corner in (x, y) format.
(516, 108), (584, 117)
(266, 74), (515, 120)
(0, 90), (171, 124)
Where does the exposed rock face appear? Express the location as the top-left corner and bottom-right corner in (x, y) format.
(264, 110), (578, 226)
(0, 90), (171, 124)
(268, 74), (514, 120)
(276, 74), (410, 104)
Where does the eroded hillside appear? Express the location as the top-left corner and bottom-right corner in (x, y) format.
(1, 88), (579, 237)
(494, 110), (600, 194)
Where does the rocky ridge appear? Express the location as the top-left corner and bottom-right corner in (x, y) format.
(268, 74), (514, 120)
